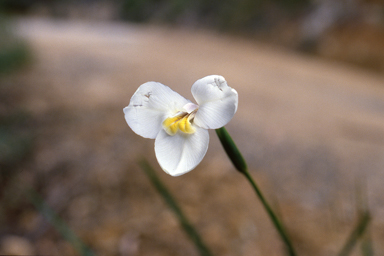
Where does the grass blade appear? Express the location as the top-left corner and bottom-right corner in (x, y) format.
(139, 159), (213, 256)
(361, 229), (374, 256)
(337, 211), (371, 256)
(28, 190), (95, 256)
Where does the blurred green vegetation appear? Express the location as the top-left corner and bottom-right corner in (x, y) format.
(0, 40), (29, 75)
(119, 0), (310, 31)
(0, 13), (30, 75)
(0, 0), (35, 13)
(0, 12), (32, 187)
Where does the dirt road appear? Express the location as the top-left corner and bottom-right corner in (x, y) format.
(10, 17), (384, 255)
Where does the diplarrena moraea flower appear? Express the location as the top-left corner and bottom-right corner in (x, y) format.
(124, 75), (238, 176)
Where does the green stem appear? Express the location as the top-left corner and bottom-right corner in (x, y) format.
(216, 127), (297, 256)
(242, 169), (297, 256)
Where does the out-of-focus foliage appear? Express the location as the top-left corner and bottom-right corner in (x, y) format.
(0, 12), (32, 189)
(117, 0), (384, 72)
(119, 0), (310, 31)
(0, 39), (29, 75)
(0, 0), (37, 14)
(120, 0), (167, 22)
(0, 14), (29, 74)
(0, 111), (32, 171)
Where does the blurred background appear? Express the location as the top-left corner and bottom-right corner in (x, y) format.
(1, 0), (384, 255)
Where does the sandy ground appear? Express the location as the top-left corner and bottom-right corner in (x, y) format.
(2, 17), (384, 255)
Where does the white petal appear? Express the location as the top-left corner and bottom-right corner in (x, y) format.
(124, 82), (191, 139)
(155, 128), (209, 176)
(182, 103), (199, 113)
(191, 75), (238, 129)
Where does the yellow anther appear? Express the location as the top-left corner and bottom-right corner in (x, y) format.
(185, 117), (196, 133)
(163, 116), (182, 129)
(178, 116), (195, 134)
(169, 122), (179, 135)
(178, 117), (186, 132)
(163, 112), (196, 136)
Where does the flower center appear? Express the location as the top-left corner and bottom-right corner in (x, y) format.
(162, 103), (198, 136)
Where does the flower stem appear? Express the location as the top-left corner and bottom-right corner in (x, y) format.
(216, 127), (297, 256)
(241, 169), (297, 256)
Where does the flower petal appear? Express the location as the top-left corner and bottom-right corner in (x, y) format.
(191, 75), (238, 129)
(154, 128), (209, 176)
(124, 82), (191, 139)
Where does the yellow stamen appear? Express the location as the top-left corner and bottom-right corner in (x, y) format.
(168, 123), (177, 135)
(163, 112), (196, 136)
(163, 115), (183, 128)
(184, 116), (195, 134)
(178, 117), (186, 132)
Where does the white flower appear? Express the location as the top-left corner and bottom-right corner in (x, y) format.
(124, 75), (238, 176)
